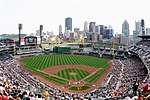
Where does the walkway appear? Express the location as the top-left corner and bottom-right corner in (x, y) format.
(115, 60), (124, 90)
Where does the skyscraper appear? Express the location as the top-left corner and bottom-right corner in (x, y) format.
(133, 20), (143, 44)
(122, 20), (130, 37)
(135, 21), (142, 36)
(89, 22), (96, 32)
(105, 26), (114, 39)
(146, 28), (150, 35)
(58, 24), (63, 38)
(99, 25), (105, 35)
(95, 25), (100, 34)
(59, 24), (62, 35)
(65, 17), (72, 31)
(84, 21), (88, 31)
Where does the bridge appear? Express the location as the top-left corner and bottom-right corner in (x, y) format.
(41, 43), (91, 48)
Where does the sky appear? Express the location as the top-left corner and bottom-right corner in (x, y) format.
(0, 0), (150, 35)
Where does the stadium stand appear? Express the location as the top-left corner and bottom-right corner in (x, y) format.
(17, 46), (43, 55)
(0, 39), (150, 99)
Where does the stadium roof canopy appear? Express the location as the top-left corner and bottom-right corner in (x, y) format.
(24, 36), (37, 38)
(138, 35), (150, 40)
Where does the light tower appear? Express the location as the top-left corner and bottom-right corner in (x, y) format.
(141, 19), (145, 36)
(40, 25), (43, 47)
(18, 24), (22, 46)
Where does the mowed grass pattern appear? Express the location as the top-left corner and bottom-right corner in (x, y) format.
(55, 68), (90, 81)
(84, 63), (108, 83)
(21, 55), (109, 86)
(25, 66), (69, 86)
(21, 55), (108, 70)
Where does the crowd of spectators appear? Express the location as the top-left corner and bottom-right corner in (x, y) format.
(17, 46), (43, 55)
(0, 55), (148, 99)
(93, 48), (125, 56)
(137, 40), (150, 47)
(0, 39), (149, 99)
(0, 58), (89, 100)
(91, 57), (149, 99)
(128, 43), (150, 77)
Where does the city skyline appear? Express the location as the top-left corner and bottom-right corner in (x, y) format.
(0, 0), (150, 35)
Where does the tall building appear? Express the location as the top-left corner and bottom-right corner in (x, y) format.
(135, 21), (142, 36)
(95, 25), (100, 34)
(122, 20), (130, 37)
(74, 28), (80, 34)
(89, 22), (96, 32)
(59, 24), (62, 35)
(84, 21), (88, 31)
(146, 28), (150, 35)
(87, 32), (97, 42)
(65, 17), (72, 31)
(64, 27), (71, 38)
(99, 25), (105, 35)
(100, 25), (107, 39)
(36, 30), (40, 36)
(103, 26), (114, 39)
(133, 20), (143, 45)
(141, 19), (145, 36)
(70, 32), (78, 42)
(133, 30), (136, 45)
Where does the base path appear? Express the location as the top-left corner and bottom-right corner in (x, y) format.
(64, 64), (112, 94)
(20, 61), (112, 94)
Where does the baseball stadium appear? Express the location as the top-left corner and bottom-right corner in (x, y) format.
(0, 35), (150, 99)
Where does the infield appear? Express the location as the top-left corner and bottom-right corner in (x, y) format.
(20, 55), (110, 93)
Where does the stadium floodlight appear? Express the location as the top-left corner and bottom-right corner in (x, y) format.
(18, 24), (23, 46)
(40, 25), (43, 47)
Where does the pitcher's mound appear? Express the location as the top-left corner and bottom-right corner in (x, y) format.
(69, 72), (77, 76)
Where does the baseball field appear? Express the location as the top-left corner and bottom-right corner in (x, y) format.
(20, 54), (110, 93)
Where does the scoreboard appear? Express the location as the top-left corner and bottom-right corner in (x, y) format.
(24, 36), (37, 45)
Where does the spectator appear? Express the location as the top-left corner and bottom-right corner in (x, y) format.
(142, 80), (148, 96)
(44, 89), (49, 100)
(138, 91), (144, 100)
(133, 81), (139, 96)
(1, 90), (9, 100)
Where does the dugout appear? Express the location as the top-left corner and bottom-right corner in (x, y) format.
(89, 52), (99, 57)
(43, 48), (53, 54)
(53, 46), (71, 54)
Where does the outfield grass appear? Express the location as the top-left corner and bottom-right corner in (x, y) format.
(55, 68), (90, 81)
(21, 55), (108, 70)
(21, 55), (109, 86)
